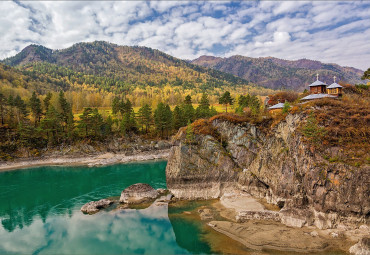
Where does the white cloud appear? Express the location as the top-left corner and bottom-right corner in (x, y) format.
(0, 1), (369, 70)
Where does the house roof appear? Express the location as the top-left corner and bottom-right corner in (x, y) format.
(269, 102), (285, 109)
(300, 93), (336, 100)
(327, 82), (343, 89)
(309, 80), (327, 87)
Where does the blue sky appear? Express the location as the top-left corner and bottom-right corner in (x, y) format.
(0, 1), (369, 70)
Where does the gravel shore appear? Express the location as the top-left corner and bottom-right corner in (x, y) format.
(0, 149), (169, 172)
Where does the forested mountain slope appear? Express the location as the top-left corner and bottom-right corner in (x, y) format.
(2, 42), (257, 94)
(191, 55), (364, 91)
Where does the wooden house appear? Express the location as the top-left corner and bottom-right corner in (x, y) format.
(309, 75), (327, 94)
(327, 77), (343, 97)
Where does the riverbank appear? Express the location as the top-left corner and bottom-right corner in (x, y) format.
(203, 190), (369, 254)
(0, 149), (169, 172)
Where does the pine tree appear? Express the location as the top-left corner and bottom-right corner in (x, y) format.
(0, 93), (6, 125)
(29, 91), (42, 127)
(173, 105), (185, 130)
(196, 93), (211, 118)
(219, 91), (233, 113)
(7, 95), (15, 127)
(182, 95), (195, 123)
(78, 107), (94, 137)
(91, 108), (104, 138)
(142, 104), (152, 133)
(41, 105), (62, 145)
(14, 95), (28, 125)
(154, 102), (172, 138)
(112, 97), (120, 115)
(58, 90), (74, 140)
(43, 92), (52, 113)
(184, 95), (192, 105)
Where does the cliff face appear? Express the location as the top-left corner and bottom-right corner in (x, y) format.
(166, 114), (370, 227)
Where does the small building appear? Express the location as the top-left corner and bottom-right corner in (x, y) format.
(268, 102), (285, 113)
(309, 76), (327, 94)
(327, 77), (343, 97)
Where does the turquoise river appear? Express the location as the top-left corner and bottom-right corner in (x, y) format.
(0, 161), (238, 255)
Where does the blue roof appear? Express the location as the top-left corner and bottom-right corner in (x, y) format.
(327, 83), (343, 89)
(269, 102), (285, 109)
(300, 93), (336, 100)
(309, 80), (327, 87)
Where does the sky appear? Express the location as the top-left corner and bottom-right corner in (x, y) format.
(0, 1), (369, 70)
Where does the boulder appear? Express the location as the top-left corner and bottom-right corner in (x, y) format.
(120, 183), (159, 204)
(349, 237), (370, 255)
(157, 188), (167, 195)
(155, 141), (170, 150)
(198, 208), (214, 220)
(81, 199), (113, 214)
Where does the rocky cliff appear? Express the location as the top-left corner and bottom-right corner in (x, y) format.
(166, 114), (370, 229)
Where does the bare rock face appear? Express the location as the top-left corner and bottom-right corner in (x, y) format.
(81, 199), (113, 214)
(166, 114), (370, 228)
(237, 211), (280, 222)
(120, 183), (159, 204)
(349, 237), (370, 255)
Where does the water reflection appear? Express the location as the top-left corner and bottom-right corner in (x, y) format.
(0, 204), (189, 255)
(0, 162), (167, 232)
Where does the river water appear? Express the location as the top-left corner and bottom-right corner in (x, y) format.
(0, 161), (216, 254)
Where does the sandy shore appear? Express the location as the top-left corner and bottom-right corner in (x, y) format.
(0, 149), (170, 172)
(205, 191), (358, 253)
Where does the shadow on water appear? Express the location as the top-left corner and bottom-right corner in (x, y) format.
(168, 201), (213, 254)
(0, 161), (167, 232)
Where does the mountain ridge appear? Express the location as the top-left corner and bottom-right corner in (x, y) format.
(191, 55), (364, 91)
(1, 41), (364, 92)
(1, 41), (255, 93)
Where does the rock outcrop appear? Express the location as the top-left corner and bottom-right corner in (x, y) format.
(166, 114), (370, 229)
(349, 237), (370, 255)
(120, 183), (159, 204)
(81, 199), (114, 214)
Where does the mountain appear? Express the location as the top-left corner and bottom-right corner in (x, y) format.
(191, 55), (364, 91)
(2, 41), (259, 94)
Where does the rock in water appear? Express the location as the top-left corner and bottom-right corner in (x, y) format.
(120, 183), (159, 204)
(81, 199), (113, 214)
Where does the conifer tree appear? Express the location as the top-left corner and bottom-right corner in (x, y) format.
(7, 95), (15, 127)
(58, 90), (74, 140)
(112, 97), (120, 115)
(182, 95), (195, 123)
(196, 93), (211, 118)
(29, 92), (42, 127)
(154, 102), (172, 138)
(0, 93), (6, 125)
(78, 107), (93, 137)
(43, 92), (52, 113)
(137, 104), (152, 133)
(173, 105), (185, 130)
(142, 104), (152, 133)
(41, 105), (62, 145)
(219, 91), (233, 113)
(14, 95), (28, 125)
